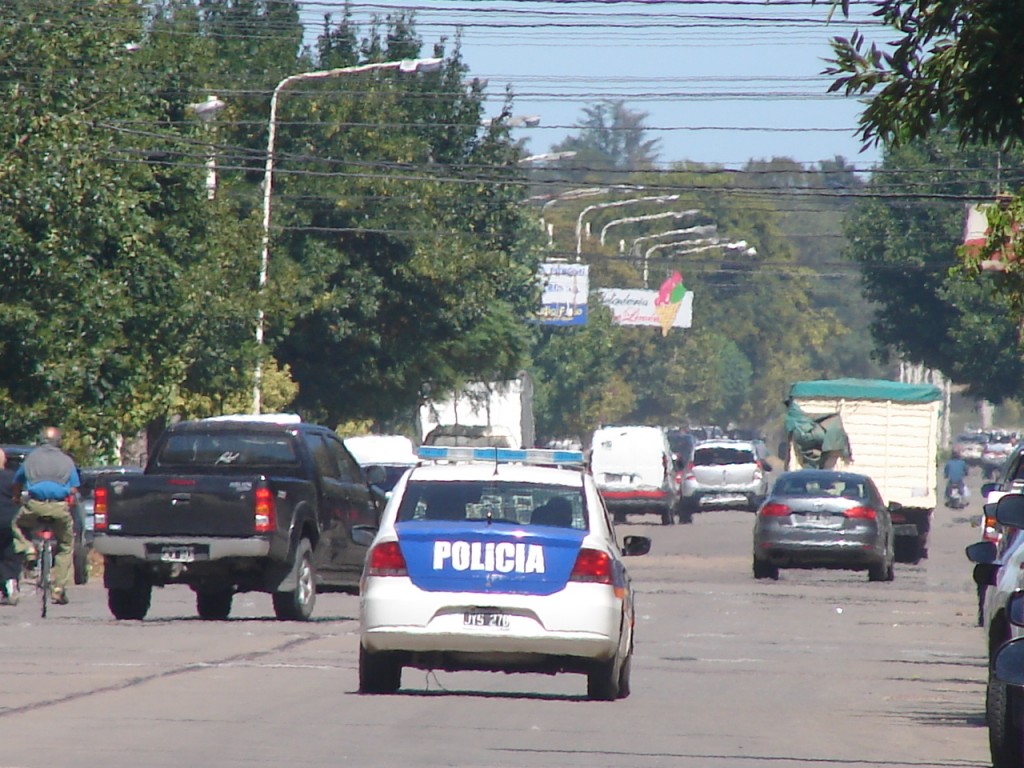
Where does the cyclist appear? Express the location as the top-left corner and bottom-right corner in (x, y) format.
(10, 427), (79, 605)
(0, 448), (22, 604)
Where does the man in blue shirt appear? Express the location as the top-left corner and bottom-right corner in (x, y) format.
(10, 426), (79, 605)
(944, 449), (969, 503)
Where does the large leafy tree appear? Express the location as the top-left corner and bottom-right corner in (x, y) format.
(822, 0), (1024, 321)
(822, 0), (1024, 151)
(268, 14), (542, 427)
(842, 134), (1024, 401)
(0, 1), (307, 457)
(551, 100), (661, 173)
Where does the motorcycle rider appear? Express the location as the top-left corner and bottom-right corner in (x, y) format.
(943, 448), (969, 506)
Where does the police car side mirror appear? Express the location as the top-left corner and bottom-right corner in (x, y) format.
(351, 525), (377, 548)
(621, 535), (651, 557)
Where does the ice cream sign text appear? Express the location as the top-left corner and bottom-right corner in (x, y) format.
(598, 280), (693, 333)
(433, 540), (546, 574)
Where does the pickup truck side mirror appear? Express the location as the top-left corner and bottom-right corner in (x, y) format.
(365, 465), (387, 487)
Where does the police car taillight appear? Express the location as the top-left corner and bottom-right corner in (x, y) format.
(94, 486), (108, 531)
(254, 487), (275, 533)
(367, 541), (407, 577)
(569, 548), (613, 584)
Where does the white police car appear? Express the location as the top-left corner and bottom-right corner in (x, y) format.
(357, 446), (651, 700)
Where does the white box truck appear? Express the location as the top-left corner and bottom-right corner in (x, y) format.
(784, 378), (942, 563)
(419, 372), (535, 450)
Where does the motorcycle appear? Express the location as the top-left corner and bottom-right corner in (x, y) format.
(945, 481), (969, 509)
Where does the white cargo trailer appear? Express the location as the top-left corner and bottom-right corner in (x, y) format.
(784, 378), (942, 563)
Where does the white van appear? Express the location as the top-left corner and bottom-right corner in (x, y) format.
(589, 425), (681, 525)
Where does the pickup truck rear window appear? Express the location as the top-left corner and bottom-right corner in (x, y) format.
(154, 434), (300, 469)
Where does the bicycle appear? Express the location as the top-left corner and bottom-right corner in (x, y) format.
(23, 523), (58, 618)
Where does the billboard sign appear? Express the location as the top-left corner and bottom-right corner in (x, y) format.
(599, 272), (693, 335)
(537, 262), (589, 326)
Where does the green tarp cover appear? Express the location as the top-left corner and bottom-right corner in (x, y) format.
(788, 378), (942, 404)
(784, 400), (852, 469)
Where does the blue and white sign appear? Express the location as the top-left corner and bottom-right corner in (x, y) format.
(537, 262), (589, 326)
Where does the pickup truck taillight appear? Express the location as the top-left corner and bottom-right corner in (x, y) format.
(254, 487), (275, 533)
(94, 486), (108, 531)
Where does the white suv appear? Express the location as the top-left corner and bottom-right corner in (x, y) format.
(681, 438), (771, 514)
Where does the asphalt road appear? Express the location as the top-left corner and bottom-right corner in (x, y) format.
(0, 476), (992, 768)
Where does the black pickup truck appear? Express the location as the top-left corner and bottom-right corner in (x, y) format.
(93, 416), (387, 621)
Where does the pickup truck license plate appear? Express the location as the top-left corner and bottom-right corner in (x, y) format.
(463, 610), (510, 630)
(159, 545), (195, 563)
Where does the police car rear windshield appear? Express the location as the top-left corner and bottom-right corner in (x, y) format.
(397, 480), (587, 530)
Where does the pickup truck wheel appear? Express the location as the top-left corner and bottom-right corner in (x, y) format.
(272, 539), (316, 621)
(108, 582), (152, 621)
(196, 589), (233, 620)
(73, 541), (89, 585)
(359, 645), (402, 694)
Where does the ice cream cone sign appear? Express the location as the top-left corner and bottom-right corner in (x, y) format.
(654, 272), (687, 336)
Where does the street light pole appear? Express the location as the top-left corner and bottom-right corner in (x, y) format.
(575, 195), (680, 261)
(187, 95), (227, 200)
(252, 57), (442, 414)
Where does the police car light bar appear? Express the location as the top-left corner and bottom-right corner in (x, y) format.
(417, 445), (585, 467)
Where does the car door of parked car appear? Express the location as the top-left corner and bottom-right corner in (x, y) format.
(303, 431), (378, 588)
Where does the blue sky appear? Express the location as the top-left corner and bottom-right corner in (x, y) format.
(298, 1), (885, 170)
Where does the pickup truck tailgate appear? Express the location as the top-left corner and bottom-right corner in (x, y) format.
(102, 475), (264, 537)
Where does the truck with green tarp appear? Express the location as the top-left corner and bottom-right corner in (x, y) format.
(783, 378), (943, 563)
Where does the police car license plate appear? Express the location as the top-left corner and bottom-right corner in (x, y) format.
(463, 609), (510, 630)
(160, 545), (195, 563)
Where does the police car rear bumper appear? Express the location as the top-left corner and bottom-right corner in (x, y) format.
(361, 578), (623, 659)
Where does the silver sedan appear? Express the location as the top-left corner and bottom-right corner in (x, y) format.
(752, 469), (896, 582)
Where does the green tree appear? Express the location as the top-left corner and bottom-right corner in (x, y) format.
(552, 100), (660, 172)
(841, 134), (1024, 401)
(821, 0), (1024, 151)
(266, 16), (543, 426)
(820, 0), (1024, 326)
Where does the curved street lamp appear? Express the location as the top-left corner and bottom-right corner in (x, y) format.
(187, 95), (227, 200)
(253, 57), (443, 414)
(575, 195), (680, 261)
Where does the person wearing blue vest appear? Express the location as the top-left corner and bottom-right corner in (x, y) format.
(10, 426), (79, 605)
